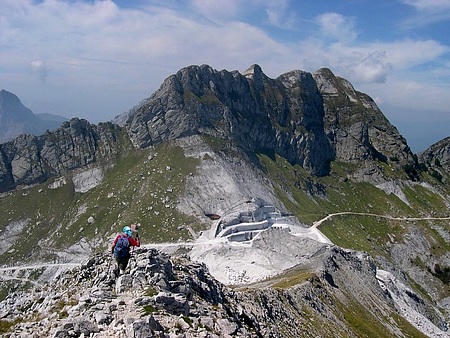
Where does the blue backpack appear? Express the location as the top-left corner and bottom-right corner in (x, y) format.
(114, 235), (130, 258)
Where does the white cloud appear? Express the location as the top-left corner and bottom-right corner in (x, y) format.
(401, 0), (450, 26)
(190, 0), (239, 19)
(351, 51), (392, 83)
(262, 0), (297, 29)
(373, 39), (448, 70)
(30, 60), (49, 82)
(317, 12), (357, 43)
(378, 79), (450, 114)
(0, 0), (291, 119)
(401, 0), (450, 10)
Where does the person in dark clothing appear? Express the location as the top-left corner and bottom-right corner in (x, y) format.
(111, 225), (140, 275)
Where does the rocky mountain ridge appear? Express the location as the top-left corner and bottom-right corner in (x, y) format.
(1, 64), (423, 193)
(0, 118), (125, 192)
(0, 65), (442, 191)
(126, 64), (414, 181)
(2, 243), (446, 337)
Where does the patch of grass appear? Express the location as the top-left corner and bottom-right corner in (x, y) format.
(142, 304), (157, 314)
(182, 316), (193, 327)
(336, 297), (429, 338)
(145, 286), (158, 297)
(403, 185), (449, 216)
(257, 154), (419, 228)
(28, 267), (45, 280)
(319, 215), (406, 258)
(60, 143), (202, 245)
(0, 318), (21, 334)
(202, 135), (229, 153)
(270, 269), (316, 289)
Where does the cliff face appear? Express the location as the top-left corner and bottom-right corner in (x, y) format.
(313, 68), (413, 164)
(126, 64), (414, 179)
(0, 65), (417, 192)
(0, 119), (124, 192)
(126, 64), (331, 176)
(421, 137), (450, 166)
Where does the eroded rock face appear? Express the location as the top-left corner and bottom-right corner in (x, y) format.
(421, 136), (450, 166)
(313, 68), (414, 180)
(0, 118), (122, 192)
(126, 64), (415, 180)
(126, 64), (334, 177)
(417, 136), (450, 185)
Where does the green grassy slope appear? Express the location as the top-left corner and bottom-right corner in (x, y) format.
(0, 142), (203, 265)
(258, 152), (450, 306)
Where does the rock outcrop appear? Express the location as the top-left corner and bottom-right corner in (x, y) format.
(1, 246), (444, 337)
(313, 68), (414, 179)
(0, 118), (124, 192)
(420, 136), (450, 167)
(418, 136), (450, 184)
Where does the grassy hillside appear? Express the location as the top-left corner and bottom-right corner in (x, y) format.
(0, 142), (204, 265)
(258, 152), (450, 306)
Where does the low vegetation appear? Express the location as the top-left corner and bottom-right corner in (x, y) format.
(0, 141), (205, 265)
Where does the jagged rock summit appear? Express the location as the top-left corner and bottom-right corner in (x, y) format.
(125, 64), (414, 182)
(421, 136), (450, 166)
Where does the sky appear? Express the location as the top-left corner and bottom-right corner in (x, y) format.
(1, 0), (449, 152)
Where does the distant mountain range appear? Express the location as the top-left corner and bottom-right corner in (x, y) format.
(0, 89), (67, 143)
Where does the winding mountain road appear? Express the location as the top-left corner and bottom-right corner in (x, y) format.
(312, 212), (450, 228)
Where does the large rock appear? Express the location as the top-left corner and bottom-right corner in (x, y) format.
(420, 136), (450, 166)
(313, 68), (414, 182)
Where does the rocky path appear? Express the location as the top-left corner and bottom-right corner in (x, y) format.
(0, 263), (79, 272)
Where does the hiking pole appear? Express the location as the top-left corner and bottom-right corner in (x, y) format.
(106, 250), (115, 281)
(130, 224), (140, 270)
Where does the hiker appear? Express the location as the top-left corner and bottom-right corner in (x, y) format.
(111, 225), (140, 275)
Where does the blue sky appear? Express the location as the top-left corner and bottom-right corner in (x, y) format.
(1, 0), (449, 152)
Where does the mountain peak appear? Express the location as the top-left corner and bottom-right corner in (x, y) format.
(0, 90), (67, 144)
(243, 64), (263, 78)
(0, 88), (26, 107)
(0, 89), (34, 121)
(243, 64), (266, 86)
